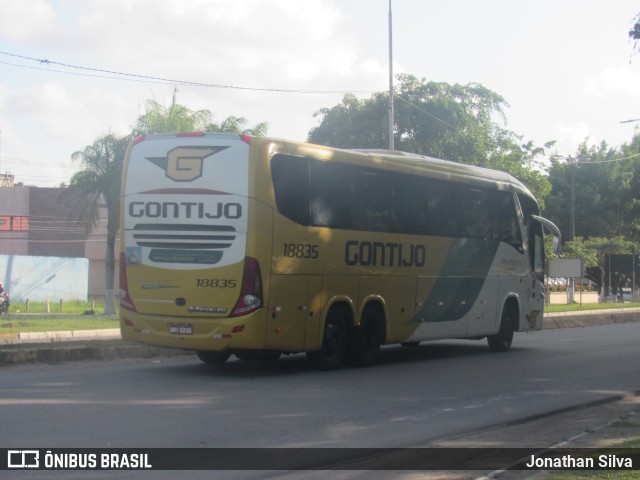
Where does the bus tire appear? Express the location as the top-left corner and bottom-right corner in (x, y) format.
(235, 351), (281, 362)
(487, 303), (516, 352)
(347, 305), (384, 367)
(196, 350), (231, 364)
(307, 306), (349, 370)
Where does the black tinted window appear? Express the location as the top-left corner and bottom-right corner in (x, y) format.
(271, 154), (521, 248)
(271, 154), (310, 225)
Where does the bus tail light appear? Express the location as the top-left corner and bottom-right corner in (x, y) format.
(119, 253), (137, 312)
(230, 257), (263, 317)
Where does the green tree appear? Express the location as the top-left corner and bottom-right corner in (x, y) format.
(204, 115), (269, 136)
(134, 89), (269, 136)
(615, 133), (640, 241)
(630, 12), (640, 52)
(308, 74), (552, 202)
(133, 90), (210, 134)
(69, 133), (131, 314)
(545, 139), (640, 242)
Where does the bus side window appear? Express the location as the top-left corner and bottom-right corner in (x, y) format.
(310, 160), (352, 229)
(487, 190), (522, 250)
(351, 169), (395, 232)
(395, 176), (429, 235)
(271, 154), (311, 226)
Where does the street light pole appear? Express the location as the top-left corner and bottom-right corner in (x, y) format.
(551, 154), (576, 241)
(388, 0), (394, 150)
(570, 158), (575, 241)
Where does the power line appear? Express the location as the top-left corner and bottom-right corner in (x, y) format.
(1, 50), (463, 135)
(0, 51), (374, 95)
(581, 152), (640, 164)
(557, 152), (640, 165)
(1, 50), (466, 146)
(395, 95), (457, 130)
(0, 60), (185, 87)
(2, 156), (76, 168)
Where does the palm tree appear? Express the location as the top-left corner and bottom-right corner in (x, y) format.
(134, 89), (268, 135)
(69, 133), (130, 314)
(70, 94), (267, 314)
(205, 115), (269, 136)
(134, 89), (211, 134)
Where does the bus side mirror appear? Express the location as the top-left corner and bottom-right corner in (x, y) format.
(531, 215), (561, 254)
(551, 235), (560, 254)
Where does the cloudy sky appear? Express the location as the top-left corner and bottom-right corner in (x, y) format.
(1, 0), (640, 186)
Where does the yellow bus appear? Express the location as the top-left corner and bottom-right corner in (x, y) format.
(119, 133), (560, 369)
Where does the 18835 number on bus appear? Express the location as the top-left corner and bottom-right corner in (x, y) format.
(196, 279), (237, 288)
(283, 243), (319, 259)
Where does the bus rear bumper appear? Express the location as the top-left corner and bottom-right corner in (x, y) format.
(119, 309), (269, 352)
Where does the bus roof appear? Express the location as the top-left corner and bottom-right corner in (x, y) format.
(347, 147), (533, 198)
(132, 133), (534, 199)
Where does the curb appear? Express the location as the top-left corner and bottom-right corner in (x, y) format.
(1, 309), (638, 366)
(3, 328), (121, 344)
(543, 307), (640, 329)
(0, 343), (190, 365)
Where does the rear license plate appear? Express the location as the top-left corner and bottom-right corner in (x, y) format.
(168, 323), (194, 335)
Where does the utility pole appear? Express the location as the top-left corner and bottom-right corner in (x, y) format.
(388, 0), (394, 150)
(570, 158), (575, 241)
(550, 154), (577, 241)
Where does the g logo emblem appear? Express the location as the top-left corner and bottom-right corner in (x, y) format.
(146, 146), (228, 182)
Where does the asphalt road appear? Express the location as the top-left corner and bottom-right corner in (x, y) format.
(1, 322), (639, 479)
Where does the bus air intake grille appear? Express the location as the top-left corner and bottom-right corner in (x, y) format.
(132, 224), (236, 250)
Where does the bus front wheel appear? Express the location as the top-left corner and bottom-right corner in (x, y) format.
(487, 303), (516, 352)
(307, 307), (348, 370)
(196, 350), (231, 364)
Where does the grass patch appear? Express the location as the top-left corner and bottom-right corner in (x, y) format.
(0, 316), (120, 333)
(545, 303), (640, 313)
(8, 300), (114, 315)
(546, 437), (640, 480)
(548, 472), (639, 480)
(0, 339), (133, 350)
(610, 419), (640, 429)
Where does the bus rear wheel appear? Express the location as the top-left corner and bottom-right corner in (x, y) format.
(196, 350), (231, 364)
(348, 306), (384, 367)
(307, 307), (348, 370)
(487, 303), (516, 352)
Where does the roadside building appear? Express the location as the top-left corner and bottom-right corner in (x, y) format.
(0, 184), (115, 299)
